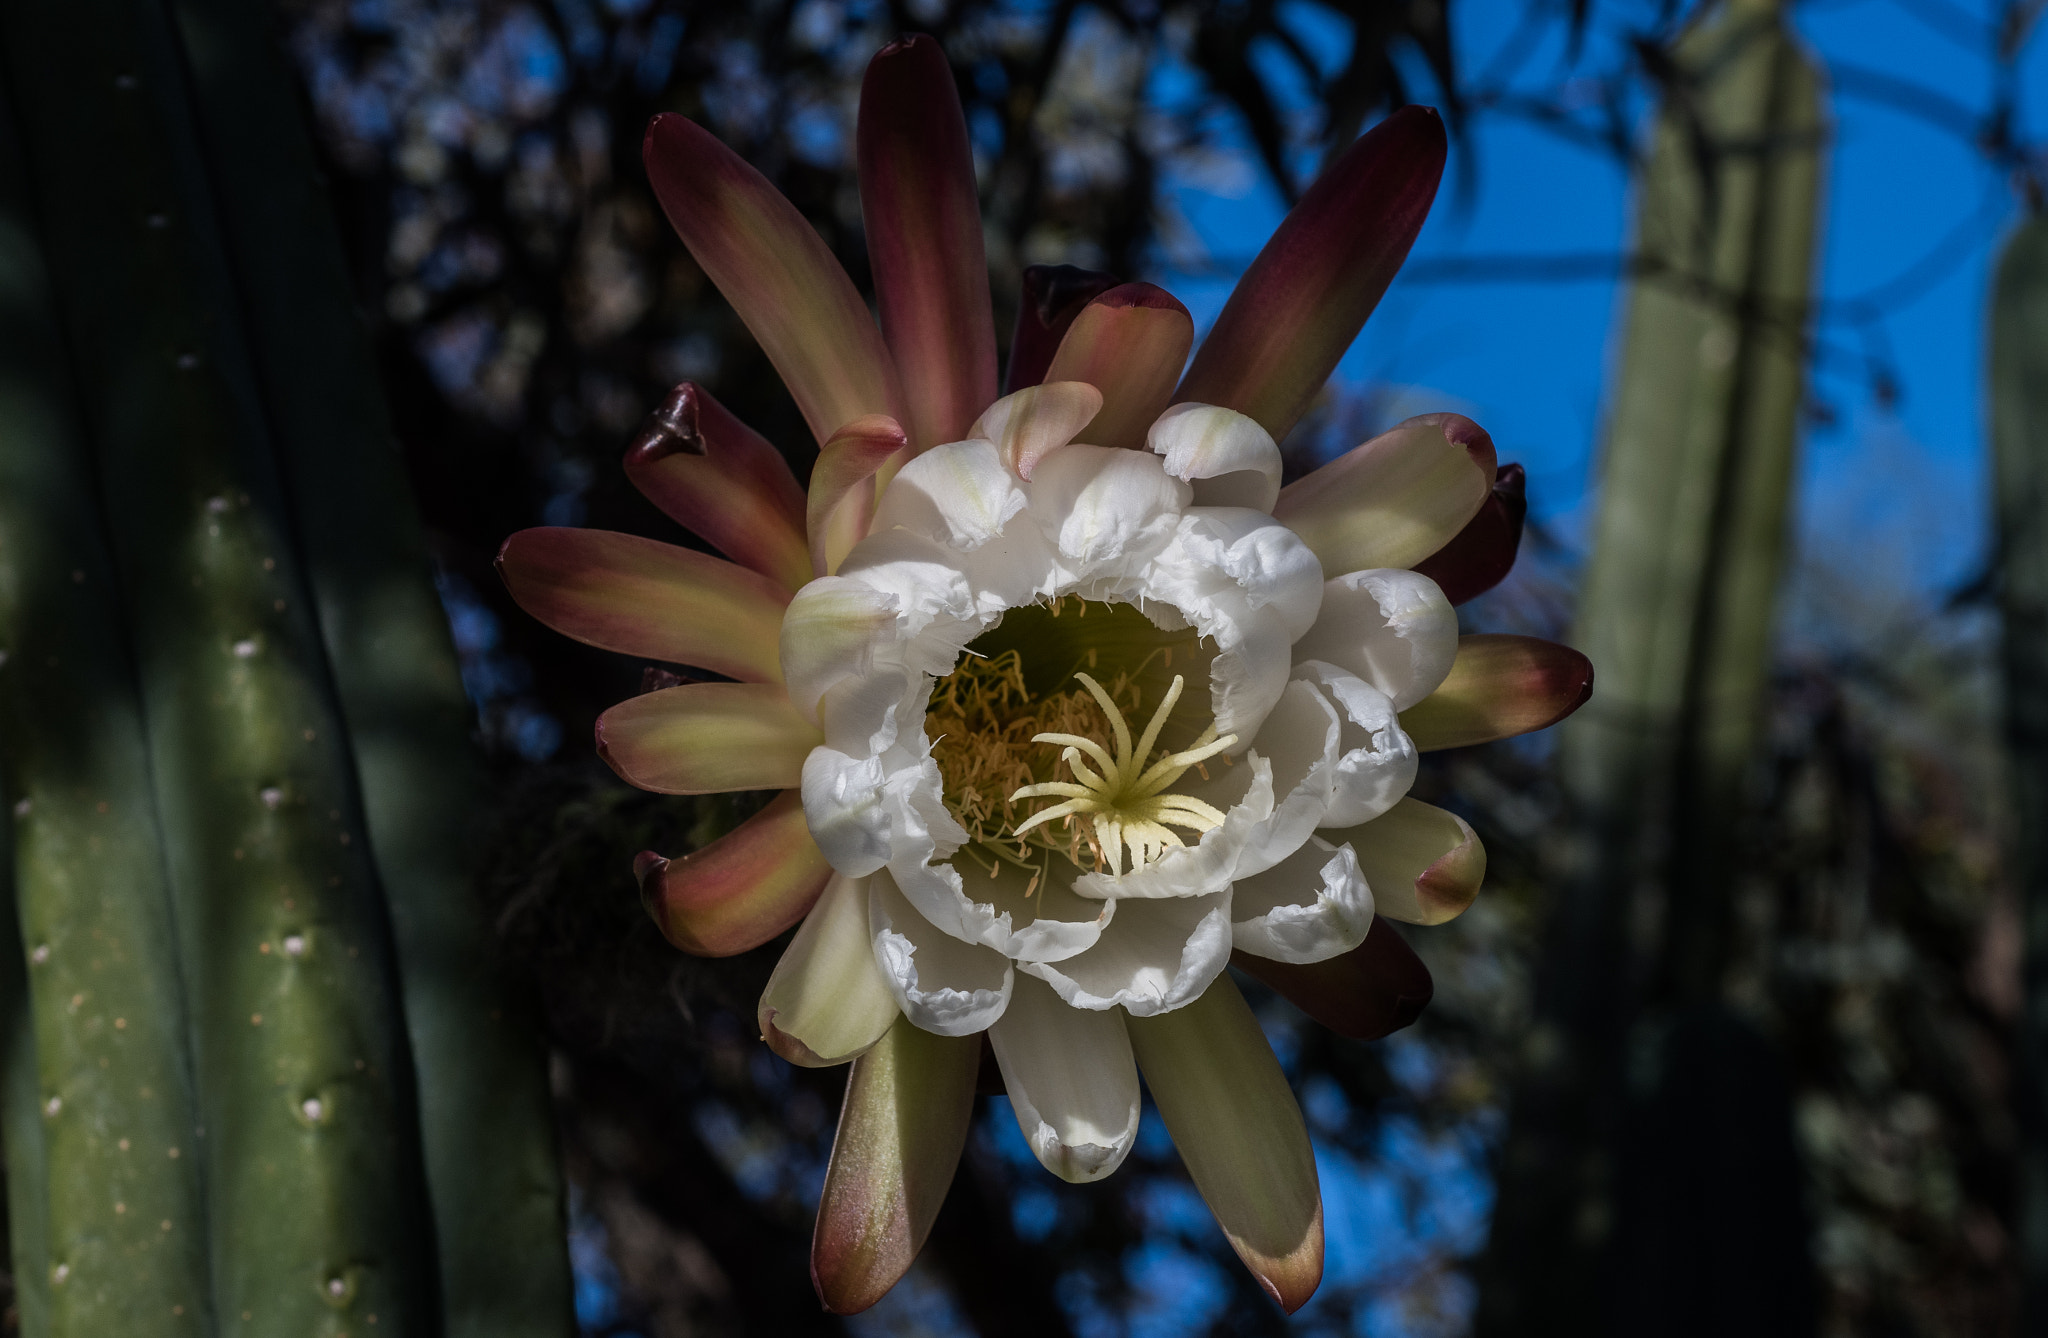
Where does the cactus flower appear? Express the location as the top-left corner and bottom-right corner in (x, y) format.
(498, 33), (1592, 1315)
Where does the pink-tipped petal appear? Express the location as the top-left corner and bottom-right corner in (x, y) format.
(644, 114), (903, 444)
(859, 36), (998, 451)
(596, 683), (821, 794)
(1274, 413), (1496, 577)
(808, 414), (910, 575)
(497, 527), (788, 683)
(1005, 263), (1121, 394)
(967, 381), (1104, 479)
(1398, 634), (1594, 751)
(1322, 797), (1485, 926)
(1176, 106), (1446, 439)
(1043, 283), (1194, 452)
(1412, 462), (1527, 605)
(1127, 974), (1324, 1312)
(624, 381), (813, 593)
(812, 1017), (980, 1314)
(1231, 916), (1434, 1041)
(637, 789), (831, 956)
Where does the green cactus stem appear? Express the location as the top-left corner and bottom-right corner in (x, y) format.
(0, 0), (436, 1330)
(0, 83), (210, 1336)
(1991, 213), (2048, 1330)
(0, 814), (52, 1338)
(163, 0), (573, 1327)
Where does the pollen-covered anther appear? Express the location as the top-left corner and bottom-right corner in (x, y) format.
(1009, 672), (1236, 878)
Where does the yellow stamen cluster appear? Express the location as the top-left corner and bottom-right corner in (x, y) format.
(1010, 673), (1236, 878)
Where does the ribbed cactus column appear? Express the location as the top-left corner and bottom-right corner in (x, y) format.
(0, 0), (436, 1329)
(1991, 214), (2048, 1332)
(166, 0), (574, 1329)
(1481, 0), (1825, 1330)
(0, 85), (210, 1335)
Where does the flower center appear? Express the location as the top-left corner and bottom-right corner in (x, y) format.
(924, 599), (1234, 884)
(1008, 673), (1237, 878)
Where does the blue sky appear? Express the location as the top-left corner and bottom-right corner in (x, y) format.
(1154, 0), (2047, 602)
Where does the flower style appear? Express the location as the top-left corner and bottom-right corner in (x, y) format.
(498, 34), (1593, 1316)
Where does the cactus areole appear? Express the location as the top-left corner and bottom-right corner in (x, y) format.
(498, 33), (1593, 1315)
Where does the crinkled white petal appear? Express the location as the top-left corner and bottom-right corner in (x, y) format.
(897, 848), (1119, 964)
(1291, 661), (1419, 828)
(1289, 569), (1459, 710)
(1072, 754), (1275, 901)
(1204, 609), (1294, 750)
(870, 870), (1014, 1035)
(1230, 835), (1374, 964)
(1233, 679), (1342, 879)
(989, 972), (1140, 1182)
(871, 436), (1029, 549)
(1021, 889), (1233, 1016)
(1147, 402), (1283, 512)
(802, 746), (962, 879)
(779, 577), (897, 722)
(1148, 508), (1324, 643)
(1026, 444), (1190, 574)
(814, 665), (921, 758)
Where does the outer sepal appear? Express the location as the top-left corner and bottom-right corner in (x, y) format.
(1322, 797), (1484, 926)
(1005, 263), (1120, 394)
(624, 382), (813, 594)
(812, 1017), (980, 1313)
(859, 35), (997, 451)
(1127, 974), (1324, 1313)
(1231, 915), (1434, 1040)
(497, 528), (788, 684)
(1398, 634), (1593, 751)
(1043, 283), (1193, 452)
(644, 113), (903, 445)
(595, 683), (820, 794)
(807, 414), (909, 575)
(636, 789), (831, 956)
(759, 873), (899, 1067)
(1275, 413), (1495, 577)
(1176, 106), (1445, 439)
(1413, 461), (1527, 605)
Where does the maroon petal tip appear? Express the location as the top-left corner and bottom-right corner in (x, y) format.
(633, 850), (668, 884)
(1006, 264), (1122, 393)
(625, 382), (706, 464)
(1413, 460), (1527, 605)
(1093, 281), (1189, 315)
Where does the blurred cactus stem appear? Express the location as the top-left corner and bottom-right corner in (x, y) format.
(0, 82), (211, 1336)
(165, 0), (574, 1330)
(1481, 0), (1825, 1329)
(1991, 212), (2048, 1331)
(0, 0), (440, 1329)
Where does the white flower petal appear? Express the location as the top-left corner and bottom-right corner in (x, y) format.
(988, 973), (1140, 1183)
(1149, 508), (1324, 642)
(1234, 679), (1342, 878)
(870, 870), (1014, 1035)
(1230, 836), (1373, 964)
(803, 747), (961, 879)
(1289, 569), (1458, 710)
(1207, 611), (1294, 749)
(814, 666), (921, 758)
(1023, 889), (1232, 1016)
(780, 577), (898, 722)
(1147, 402), (1283, 512)
(1290, 662), (1418, 828)
(1026, 444), (1190, 573)
(871, 436), (1030, 549)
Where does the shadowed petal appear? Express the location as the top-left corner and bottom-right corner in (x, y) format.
(1275, 413), (1496, 577)
(989, 973), (1140, 1183)
(1005, 263), (1120, 394)
(1399, 634), (1594, 751)
(636, 789), (831, 955)
(1231, 915), (1434, 1040)
(497, 527), (788, 683)
(1127, 974), (1324, 1312)
(624, 381), (812, 592)
(1412, 461), (1527, 606)
(1176, 106), (1445, 439)
(1044, 283), (1193, 452)
(760, 873), (900, 1067)
(808, 414), (910, 575)
(596, 683), (821, 794)
(968, 382), (1103, 480)
(1322, 797), (1484, 926)
(812, 1017), (980, 1314)
(859, 35), (997, 451)
(644, 113), (903, 444)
